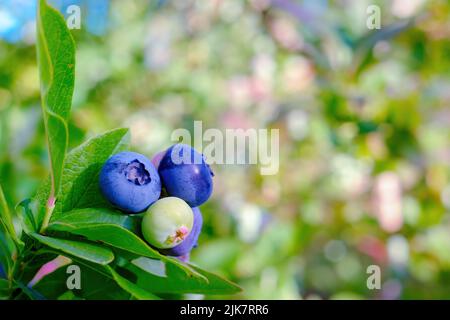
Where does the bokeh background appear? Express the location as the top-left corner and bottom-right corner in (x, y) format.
(1, 0), (450, 299)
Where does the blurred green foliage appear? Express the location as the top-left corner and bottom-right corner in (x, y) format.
(1, 0), (450, 299)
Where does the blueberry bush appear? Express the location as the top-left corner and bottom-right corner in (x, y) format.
(1, 0), (450, 300)
(0, 0), (240, 300)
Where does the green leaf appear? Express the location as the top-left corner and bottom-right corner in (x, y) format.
(0, 279), (9, 289)
(0, 184), (16, 242)
(0, 279), (10, 299)
(17, 199), (38, 234)
(35, 128), (129, 226)
(47, 207), (204, 278)
(189, 265), (242, 294)
(126, 257), (242, 295)
(104, 266), (160, 300)
(0, 213), (14, 279)
(48, 208), (155, 255)
(36, 0), (76, 207)
(30, 233), (114, 265)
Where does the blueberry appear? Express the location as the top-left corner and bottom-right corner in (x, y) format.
(99, 151), (161, 213)
(160, 207), (203, 257)
(158, 144), (214, 207)
(141, 197), (194, 249)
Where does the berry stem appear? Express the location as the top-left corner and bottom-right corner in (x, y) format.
(28, 255), (72, 287)
(39, 196), (55, 233)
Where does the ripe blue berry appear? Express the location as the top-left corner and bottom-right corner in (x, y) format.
(158, 144), (214, 207)
(141, 197), (194, 249)
(160, 207), (203, 257)
(99, 151), (161, 213)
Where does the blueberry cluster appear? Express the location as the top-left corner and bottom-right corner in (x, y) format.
(99, 144), (213, 259)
